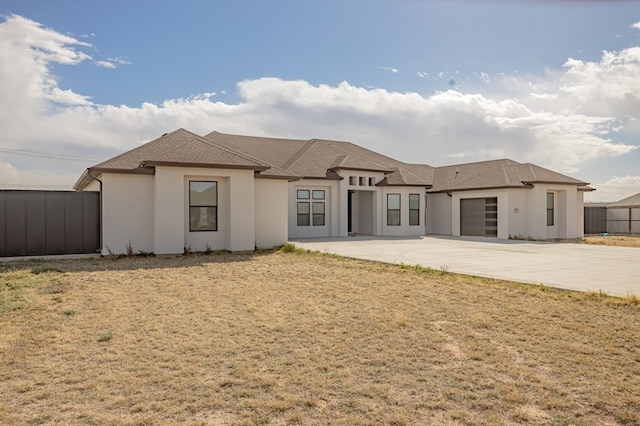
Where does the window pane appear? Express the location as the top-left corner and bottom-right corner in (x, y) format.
(547, 209), (554, 226)
(190, 181), (217, 206)
(312, 190), (325, 200)
(387, 194), (400, 210)
(409, 210), (420, 226)
(312, 202), (325, 214)
(297, 202), (310, 214)
(297, 190), (310, 199)
(547, 192), (554, 208)
(190, 207), (217, 231)
(312, 202), (325, 226)
(409, 194), (420, 210)
(297, 202), (310, 226)
(387, 210), (400, 226)
(298, 214), (310, 226)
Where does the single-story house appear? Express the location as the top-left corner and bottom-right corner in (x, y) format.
(74, 129), (592, 255)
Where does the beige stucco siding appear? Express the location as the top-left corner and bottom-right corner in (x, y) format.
(172, 166), (256, 254)
(380, 187), (425, 237)
(451, 189), (510, 239)
(288, 180), (337, 238)
(427, 192), (453, 235)
(255, 179), (289, 249)
(101, 166), (257, 255)
(101, 173), (154, 255)
(432, 185), (584, 240)
(526, 184), (584, 239)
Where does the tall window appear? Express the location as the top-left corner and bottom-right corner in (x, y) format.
(387, 193), (401, 226)
(189, 181), (217, 231)
(297, 189), (325, 226)
(409, 193), (420, 226)
(546, 192), (554, 226)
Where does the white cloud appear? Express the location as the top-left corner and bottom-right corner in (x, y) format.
(95, 57), (129, 69)
(631, 22), (640, 30)
(0, 14), (638, 199)
(416, 71), (428, 78)
(95, 60), (116, 68)
(379, 66), (398, 73)
(588, 175), (640, 202)
(529, 92), (557, 100)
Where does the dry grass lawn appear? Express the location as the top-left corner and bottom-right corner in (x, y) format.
(1, 250), (639, 425)
(582, 235), (640, 248)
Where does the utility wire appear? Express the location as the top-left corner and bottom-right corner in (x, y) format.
(0, 147), (104, 162)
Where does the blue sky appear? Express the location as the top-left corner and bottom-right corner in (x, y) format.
(1, 0), (639, 201)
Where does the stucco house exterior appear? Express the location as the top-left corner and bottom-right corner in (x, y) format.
(74, 128), (592, 255)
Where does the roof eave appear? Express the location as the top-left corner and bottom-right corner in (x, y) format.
(254, 171), (301, 182)
(377, 183), (433, 187)
(578, 186), (596, 192)
(427, 184), (527, 193)
(328, 166), (393, 173)
(73, 166), (155, 190)
(140, 160), (268, 171)
(523, 180), (589, 186)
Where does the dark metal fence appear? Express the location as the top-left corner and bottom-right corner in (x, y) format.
(0, 190), (100, 257)
(584, 206), (607, 235)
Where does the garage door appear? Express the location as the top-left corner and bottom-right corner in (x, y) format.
(460, 197), (498, 237)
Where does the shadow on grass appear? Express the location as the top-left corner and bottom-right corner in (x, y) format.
(0, 249), (271, 274)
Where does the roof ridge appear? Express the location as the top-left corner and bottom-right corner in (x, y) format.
(202, 130), (297, 176)
(449, 161), (507, 188)
(519, 162), (588, 185)
(394, 166), (424, 183)
(437, 158), (519, 169)
(322, 140), (396, 171)
(328, 154), (349, 169)
(281, 139), (318, 170)
(91, 128), (192, 169)
(201, 133), (291, 174)
(445, 161), (522, 191)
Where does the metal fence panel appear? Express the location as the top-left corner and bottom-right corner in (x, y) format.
(604, 207), (640, 235)
(82, 193), (100, 251)
(45, 192), (66, 255)
(584, 207), (607, 234)
(0, 190), (100, 257)
(26, 193), (46, 256)
(5, 192), (27, 256)
(607, 208), (629, 221)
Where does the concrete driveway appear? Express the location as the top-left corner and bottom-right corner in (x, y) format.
(292, 235), (640, 298)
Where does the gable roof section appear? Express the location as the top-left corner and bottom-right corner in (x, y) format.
(75, 128), (588, 193)
(74, 129), (294, 190)
(608, 192), (640, 207)
(139, 129), (270, 170)
(205, 131), (434, 185)
(429, 159), (589, 192)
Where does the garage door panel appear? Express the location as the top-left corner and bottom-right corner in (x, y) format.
(461, 197), (498, 237)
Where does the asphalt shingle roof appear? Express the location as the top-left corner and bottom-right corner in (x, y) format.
(608, 192), (640, 207)
(428, 159), (588, 192)
(74, 129), (589, 192)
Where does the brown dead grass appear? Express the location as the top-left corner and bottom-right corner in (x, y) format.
(582, 235), (640, 248)
(1, 251), (639, 425)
